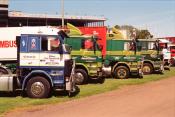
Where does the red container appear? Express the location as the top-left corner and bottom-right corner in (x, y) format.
(78, 27), (107, 56)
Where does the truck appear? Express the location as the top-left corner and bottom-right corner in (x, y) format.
(64, 24), (143, 84)
(106, 27), (164, 74)
(160, 37), (175, 66)
(0, 27), (77, 98)
(169, 44), (175, 66)
(64, 34), (104, 84)
(104, 38), (143, 79)
(137, 39), (164, 74)
(158, 39), (171, 69)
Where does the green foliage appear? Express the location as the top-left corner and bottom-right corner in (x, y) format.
(114, 25), (120, 29)
(137, 30), (153, 39)
(1, 68), (175, 116)
(113, 25), (153, 39)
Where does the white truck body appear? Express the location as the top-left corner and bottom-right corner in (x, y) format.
(0, 26), (60, 61)
(159, 39), (171, 60)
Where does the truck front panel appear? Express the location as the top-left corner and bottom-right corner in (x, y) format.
(19, 34), (72, 88)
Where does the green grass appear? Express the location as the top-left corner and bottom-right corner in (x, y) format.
(0, 67), (175, 116)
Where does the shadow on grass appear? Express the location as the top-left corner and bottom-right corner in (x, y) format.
(0, 91), (21, 97)
(53, 87), (80, 98)
(88, 77), (106, 84)
(104, 75), (142, 79)
(0, 87), (80, 98)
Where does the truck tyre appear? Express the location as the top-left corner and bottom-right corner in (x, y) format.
(75, 69), (88, 85)
(114, 66), (129, 79)
(68, 85), (80, 97)
(0, 67), (8, 75)
(98, 77), (105, 84)
(142, 63), (153, 75)
(170, 58), (175, 66)
(26, 76), (51, 98)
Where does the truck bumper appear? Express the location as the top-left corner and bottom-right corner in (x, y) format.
(130, 68), (143, 78)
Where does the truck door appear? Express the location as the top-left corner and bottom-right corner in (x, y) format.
(39, 36), (65, 84)
(20, 35), (40, 67)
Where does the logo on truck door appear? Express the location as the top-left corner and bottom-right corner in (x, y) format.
(29, 37), (40, 51)
(22, 40), (25, 47)
(31, 38), (36, 48)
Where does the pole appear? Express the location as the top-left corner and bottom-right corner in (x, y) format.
(61, 0), (64, 28)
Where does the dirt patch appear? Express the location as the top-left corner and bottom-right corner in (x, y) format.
(5, 77), (175, 117)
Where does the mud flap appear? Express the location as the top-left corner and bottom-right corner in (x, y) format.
(66, 75), (79, 97)
(138, 68), (143, 78)
(65, 60), (79, 96)
(160, 64), (164, 73)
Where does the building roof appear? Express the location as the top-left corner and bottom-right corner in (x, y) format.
(9, 11), (106, 21)
(0, 0), (106, 27)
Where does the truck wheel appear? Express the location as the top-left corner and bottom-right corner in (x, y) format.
(98, 77), (105, 84)
(26, 76), (51, 98)
(0, 67), (8, 75)
(114, 66), (129, 79)
(170, 58), (175, 66)
(142, 63), (153, 75)
(75, 69), (88, 85)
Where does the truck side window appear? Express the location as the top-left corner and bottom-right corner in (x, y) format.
(41, 37), (48, 51)
(124, 42), (130, 50)
(50, 39), (60, 51)
(84, 39), (94, 50)
(41, 36), (60, 52)
(129, 41), (135, 51)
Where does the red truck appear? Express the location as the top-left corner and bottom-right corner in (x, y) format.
(159, 37), (175, 66)
(166, 37), (175, 66)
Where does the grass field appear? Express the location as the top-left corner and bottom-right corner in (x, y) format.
(0, 67), (175, 116)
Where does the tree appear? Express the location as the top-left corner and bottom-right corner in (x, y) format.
(137, 30), (153, 39)
(120, 25), (139, 39)
(114, 25), (153, 39)
(114, 25), (120, 29)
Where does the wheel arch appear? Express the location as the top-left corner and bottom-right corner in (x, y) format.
(143, 60), (154, 70)
(22, 70), (53, 90)
(75, 63), (89, 75)
(112, 62), (130, 74)
(0, 65), (12, 74)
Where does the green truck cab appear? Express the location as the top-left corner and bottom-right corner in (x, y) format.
(137, 39), (164, 74)
(64, 35), (104, 84)
(104, 38), (143, 79)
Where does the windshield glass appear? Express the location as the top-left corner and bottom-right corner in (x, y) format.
(139, 41), (157, 50)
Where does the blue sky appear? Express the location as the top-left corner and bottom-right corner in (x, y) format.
(9, 0), (175, 38)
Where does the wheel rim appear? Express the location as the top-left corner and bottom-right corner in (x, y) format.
(31, 82), (45, 96)
(143, 66), (151, 74)
(117, 69), (127, 78)
(75, 72), (84, 83)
